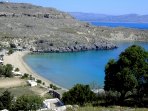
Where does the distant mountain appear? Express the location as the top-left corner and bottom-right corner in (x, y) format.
(69, 12), (148, 23)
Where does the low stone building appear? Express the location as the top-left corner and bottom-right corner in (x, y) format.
(27, 80), (37, 87)
(43, 98), (66, 111)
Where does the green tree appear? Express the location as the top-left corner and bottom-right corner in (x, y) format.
(15, 68), (19, 72)
(21, 73), (29, 79)
(14, 94), (43, 111)
(0, 65), (5, 77)
(104, 45), (148, 104)
(8, 48), (14, 55)
(4, 64), (13, 77)
(10, 43), (16, 48)
(62, 84), (95, 106)
(37, 79), (42, 84)
(0, 90), (13, 110)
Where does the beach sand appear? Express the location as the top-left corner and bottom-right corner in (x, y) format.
(3, 51), (66, 90)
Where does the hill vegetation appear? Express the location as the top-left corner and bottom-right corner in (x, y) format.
(0, 2), (148, 52)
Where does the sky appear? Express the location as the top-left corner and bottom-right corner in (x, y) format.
(2, 0), (148, 15)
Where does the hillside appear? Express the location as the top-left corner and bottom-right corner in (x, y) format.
(0, 2), (148, 52)
(70, 12), (148, 23)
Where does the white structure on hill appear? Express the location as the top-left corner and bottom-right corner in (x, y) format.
(92, 89), (105, 94)
(12, 70), (23, 76)
(27, 80), (37, 87)
(43, 98), (66, 111)
(1, 109), (9, 111)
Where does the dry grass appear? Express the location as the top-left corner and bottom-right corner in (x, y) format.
(0, 85), (50, 98)
(0, 77), (26, 88)
(67, 106), (148, 111)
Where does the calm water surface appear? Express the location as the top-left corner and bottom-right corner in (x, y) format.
(24, 42), (148, 89)
(90, 22), (148, 30)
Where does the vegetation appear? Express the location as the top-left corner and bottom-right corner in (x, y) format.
(14, 68), (19, 72)
(37, 79), (42, 84)
(0, 90), (43, 111)
(0, 64), (13, 77)
(104, 45), (148, 106)
(49, 84), (60, 90)
(0, 90), (13, 110)
(62, 45), (148, 108)
(0, 85), (49, 98)
(13, 94), (43, 111)
(21, 73), (29, 79)
(29, 75), (35, 80)
(67, 106), (148, 111)
(10, 43), (16, 49)
(0, 45), (147, 110)
(62, 84), (95, 106)
(8, 48), (14, 55)
(0, 86), (35, 97)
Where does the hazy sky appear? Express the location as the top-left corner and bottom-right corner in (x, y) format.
(3, 0), (148, 15)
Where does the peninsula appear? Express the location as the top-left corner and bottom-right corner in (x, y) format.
(0, 2), (148, 53)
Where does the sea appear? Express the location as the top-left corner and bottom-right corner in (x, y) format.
(24, 22), (148, 89)
(90, 22), (148, 30)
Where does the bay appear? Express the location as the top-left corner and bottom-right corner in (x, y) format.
(24, 42), (148, 89)
(90, 22), (148, 30)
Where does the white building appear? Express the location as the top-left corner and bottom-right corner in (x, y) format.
(43, 98), (66, 111)
(27, 80), (37, 87)
(1, 109), (9, 111)
(12, 70), (23, 76)
(92, 89), (105, 94)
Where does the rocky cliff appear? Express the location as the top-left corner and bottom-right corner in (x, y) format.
(0, 2), (147, 52)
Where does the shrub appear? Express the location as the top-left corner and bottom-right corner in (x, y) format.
(21, 73), (29, 79)
(10, 43), (16, 48)
(4, 64), (13, 77)
(62, 84), (95, 106)
(13, 94), (43, 111)
(105, 91), (121, 105)
(49, 84), (59, 90)
(0, 90), (13, 110)
(8, 48), (14, 55)
(37, 79), (42, 84)
(15, 68), (20, 72)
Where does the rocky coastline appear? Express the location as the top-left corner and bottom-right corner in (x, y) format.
(32, 41), (117, 53)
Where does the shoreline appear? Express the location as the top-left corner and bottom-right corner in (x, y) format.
(3, 51), (67, 91)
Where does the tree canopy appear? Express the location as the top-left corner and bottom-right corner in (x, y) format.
(13, 94), (43, 111)
(62, 84), (95, 106)
(0, 64), (13, 77)
(0, 90), (13, 110)
(104, 45), (148, 104)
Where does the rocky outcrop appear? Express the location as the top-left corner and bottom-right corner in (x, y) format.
(0, 2), (147, 52)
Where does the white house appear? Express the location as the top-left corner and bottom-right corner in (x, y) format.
(1, 109), (9, 111)
(12, 70), (23, 76)
(43, 98), (66, 111)
(92, 89), (105, 94)
(27, 80), (37, 87)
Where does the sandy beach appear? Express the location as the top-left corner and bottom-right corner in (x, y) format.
(3, 51), (66, 90)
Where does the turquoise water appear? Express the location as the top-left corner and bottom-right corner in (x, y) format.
(24, 42), (148, 89)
